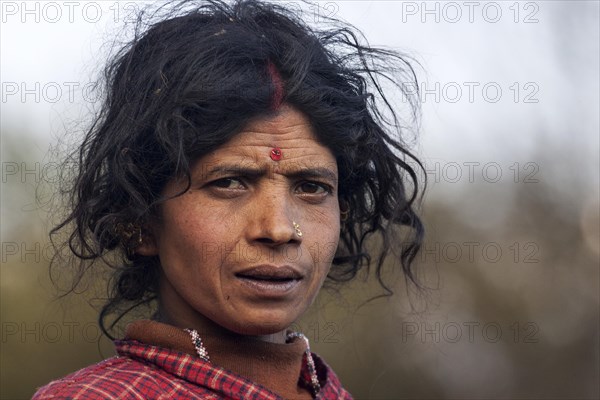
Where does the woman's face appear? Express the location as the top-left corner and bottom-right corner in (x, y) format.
(141, 105), (340, 340)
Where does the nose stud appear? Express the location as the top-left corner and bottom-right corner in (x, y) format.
(292, 221), (302, 237)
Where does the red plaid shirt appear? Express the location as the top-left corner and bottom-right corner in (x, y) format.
(32, 339), (352, 399)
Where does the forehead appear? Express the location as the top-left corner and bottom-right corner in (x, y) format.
(195, 106), (337, 173)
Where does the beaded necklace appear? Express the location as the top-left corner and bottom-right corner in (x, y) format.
(183, 328), (321, 396)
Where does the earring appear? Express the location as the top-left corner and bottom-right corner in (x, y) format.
(340, 209), (349, 222)
(115, 222), (143, 255)
(340, 202), (350, 222)
(292, 221), (303, 237)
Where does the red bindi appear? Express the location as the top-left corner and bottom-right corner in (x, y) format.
(270, 147), (282, 161)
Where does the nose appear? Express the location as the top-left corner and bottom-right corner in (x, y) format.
(246, 192), (300, 246)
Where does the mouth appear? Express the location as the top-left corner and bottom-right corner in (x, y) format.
(234, 265), (303, 296)
(235, 265), (303, 281)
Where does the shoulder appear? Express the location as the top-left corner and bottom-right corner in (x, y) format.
(31, 340), (229, 400)
(32, 356), (118, 399)
(31, 355), (215, 400)
(312, 353), (353, 400)
(32, 356), (151, 399)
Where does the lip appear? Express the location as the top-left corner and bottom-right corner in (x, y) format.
(235, 265), (304, 280)
(234, 265), (304, 298)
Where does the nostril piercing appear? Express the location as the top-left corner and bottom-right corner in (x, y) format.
(292, 221), (302, 237)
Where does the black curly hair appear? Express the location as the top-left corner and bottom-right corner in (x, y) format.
(50, 0), (426, 339)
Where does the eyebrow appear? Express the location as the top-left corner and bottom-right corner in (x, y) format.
(286, 167), (338, 184)
(204, 164), (338, 184)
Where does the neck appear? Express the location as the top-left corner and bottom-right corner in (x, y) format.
(155, 298), (288, 344)
(124, 320), (315, 400)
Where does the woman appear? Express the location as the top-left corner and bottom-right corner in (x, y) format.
(34, 0), (424, 398)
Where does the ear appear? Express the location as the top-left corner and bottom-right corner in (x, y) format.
(135, 226), (159, 256)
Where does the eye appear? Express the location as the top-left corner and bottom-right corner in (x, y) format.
(210, 178), (246, 190)
(297, 181), (332, 195)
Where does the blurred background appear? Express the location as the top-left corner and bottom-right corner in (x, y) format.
(1, 1), (598, 399)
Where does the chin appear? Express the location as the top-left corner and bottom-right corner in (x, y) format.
(224, 310), (298, 336)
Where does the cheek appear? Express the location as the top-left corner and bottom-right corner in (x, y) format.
(316, 208), (340, 244)
(157, 204), (230, 270)
(308, 220), (340, 268)
(156, 209), (234, 306)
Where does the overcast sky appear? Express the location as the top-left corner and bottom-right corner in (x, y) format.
(2, 1), (599, 186)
